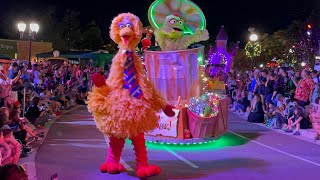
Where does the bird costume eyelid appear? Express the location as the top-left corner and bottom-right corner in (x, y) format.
(126, 23), (132, 28)
(118, 24), (125, 28)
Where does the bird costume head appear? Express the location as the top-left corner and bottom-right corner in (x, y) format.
(110, 13), (143, 49)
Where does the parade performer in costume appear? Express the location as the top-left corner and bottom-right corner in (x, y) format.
(148, 0), (209, 51)
(141, 33), (152, 50)
(87, 13), (174, 178)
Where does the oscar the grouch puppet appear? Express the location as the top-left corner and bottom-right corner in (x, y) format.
(154, 14), (209, 51)
(149, 0), (209, 51)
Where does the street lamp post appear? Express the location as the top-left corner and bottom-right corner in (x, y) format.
(249, 33), (258, 70)
(17, 22), (39, 117)
(245, 28), (261, 70)
(17, 22), (39, 62)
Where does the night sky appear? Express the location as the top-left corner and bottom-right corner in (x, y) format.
(0, 0), (318, 45)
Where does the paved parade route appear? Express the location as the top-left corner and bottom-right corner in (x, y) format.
(35, 106), (320, 180)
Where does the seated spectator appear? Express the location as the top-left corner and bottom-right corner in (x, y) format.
(272, 98), (292, 128)
(1, 125), (21, 164)
(264, 103), (276, 121)
(0, 108), (10, 127)
(247, 94), (264, 123)
(234, 91), (250, 114)
(10, 108), (42, 142)
(283, 101), (310, 135)
(0, 129), (11, 166)
(25, 97), (48, 127)
(309, 97), (320, 141)
(8, 110), (31, 154)
(75, 93), (85, 105)
(78, 81), (88, 100)
(0, 164), (28, 180)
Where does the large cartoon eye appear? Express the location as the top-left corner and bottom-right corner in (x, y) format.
(119, 24), (125, 29)
(126, 23), (132, 28)
(169, 19), (176, 24)
(179, 21), (184, 25)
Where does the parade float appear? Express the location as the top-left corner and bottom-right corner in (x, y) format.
(144, 0), (229, 145)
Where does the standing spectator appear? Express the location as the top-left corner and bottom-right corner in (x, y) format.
(87, 59), (93, 68)
(292, 69), (315, 107)
(311, 70), (319, 103)
(247, 73), (256, 101)
(314, 60), (320, 71)
(227, 72), (237, 106)
(8, 63), (18, 80)
(257, 69), (268, 107)
(0, 70), (21, 107)
(288, 71), (301, 99)
(265, 73), (275, 105)
(32, 64), (42, 94)
(81, 71), (89, 90)
(19, 65), (29, 82)
(104, 63), (110, 77)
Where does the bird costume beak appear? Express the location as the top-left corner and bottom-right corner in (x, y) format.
(120, 27), (134, 44)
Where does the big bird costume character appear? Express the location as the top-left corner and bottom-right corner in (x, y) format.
(87, 13), (175, 178)
(148, 0), (209, 51)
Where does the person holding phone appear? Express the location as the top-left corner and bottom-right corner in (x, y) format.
(0, 69), (21, 107)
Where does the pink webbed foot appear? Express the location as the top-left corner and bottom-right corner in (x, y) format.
(136, 165), (161, 178)
(100, 162), (125, 174)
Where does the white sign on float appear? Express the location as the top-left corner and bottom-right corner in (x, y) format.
(148, 109), (180, 137)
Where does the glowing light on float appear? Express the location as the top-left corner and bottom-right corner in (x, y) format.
(148, 0), (207, 35)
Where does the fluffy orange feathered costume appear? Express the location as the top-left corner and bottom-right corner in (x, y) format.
(87, 13), (174, 178)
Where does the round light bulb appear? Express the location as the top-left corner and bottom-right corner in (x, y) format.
(249, 34), (258, 41)
(30, 23), (39, 33)
(17, 22), (26, 32)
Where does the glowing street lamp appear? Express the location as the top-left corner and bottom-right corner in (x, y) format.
(17, 22), (27, 39)
(259, 64), (264, 68)
(249, 33), (258, 42)
(301, 62), (306, 67)
(246, 27), (261, 70)
(17, 22), (39, 62)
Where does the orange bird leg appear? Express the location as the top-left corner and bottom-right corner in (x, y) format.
(100, 136), (125, 174)
(130, 133), (161, 178)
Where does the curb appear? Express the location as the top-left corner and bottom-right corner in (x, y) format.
(229, 110), (320, 146)
(19, 105), (82, 180)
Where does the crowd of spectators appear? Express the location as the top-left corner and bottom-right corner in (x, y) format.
(229, 61), (320, 140)
(0, 59), (108, 168)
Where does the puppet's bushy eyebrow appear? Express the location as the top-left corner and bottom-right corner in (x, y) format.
(118, 18), (132, 27)
(123, 17), (132, 25)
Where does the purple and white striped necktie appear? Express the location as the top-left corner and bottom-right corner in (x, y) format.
(123, 50), (143, 99)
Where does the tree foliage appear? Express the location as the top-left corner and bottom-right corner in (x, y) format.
(78, 21), (104, 50)
(234, 15), (320, 71)
(62, 9), (82, 50)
